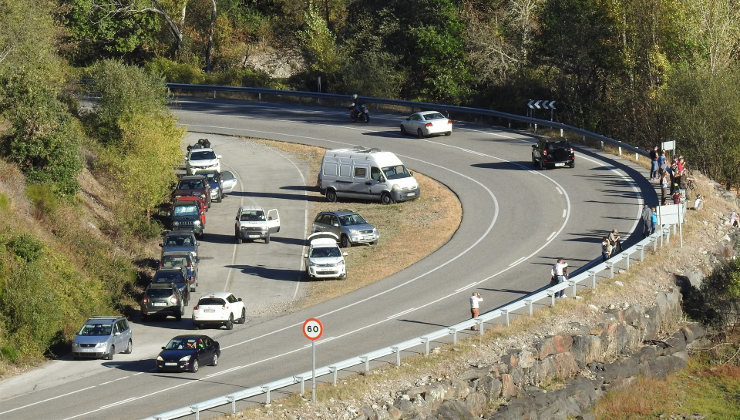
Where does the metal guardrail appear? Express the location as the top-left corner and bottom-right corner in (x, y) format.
(166, 83), (648, 158)
(148, 84), (660, 419)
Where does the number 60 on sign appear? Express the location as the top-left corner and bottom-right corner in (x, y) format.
(303, 318), (323, 340)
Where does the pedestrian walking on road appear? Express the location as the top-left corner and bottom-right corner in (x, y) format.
(551, 258), (568, 298)
(469, 292), (483, 330)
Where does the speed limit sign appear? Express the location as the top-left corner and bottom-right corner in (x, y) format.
(303, 318), (323, 340)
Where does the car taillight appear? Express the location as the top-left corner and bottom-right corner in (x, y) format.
(570, 147), (574, 153)
(425, 122), (433, 128)
(193, 304), (199, 310)
(447, 120), (452, 125)
(142, 296), (148, 305)
(170, 296), (178, 305)
(543, 150), (548, 156)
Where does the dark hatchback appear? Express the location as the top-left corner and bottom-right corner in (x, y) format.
(151, 267), (190, 306)
(140, 283), (184, 321)
(156, 335), (220, 373)
(531, 138), (575, 169)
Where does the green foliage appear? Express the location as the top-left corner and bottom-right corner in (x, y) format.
(145, 57), (206, 84)
(298, 2), (342, 81)
(6, 234), (44, 263)
(25, 184), (60, 215)
(205, 67), (274, 88)
(0, 193), (9, 212)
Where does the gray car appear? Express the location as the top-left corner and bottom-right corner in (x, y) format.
(160, 231), (199, 260)
(71, 316), (133, 360)
(311, 210), (379, 248)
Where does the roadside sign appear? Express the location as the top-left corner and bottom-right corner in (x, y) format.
(661, 140), (675, 151)
(303, 318), (323, 340)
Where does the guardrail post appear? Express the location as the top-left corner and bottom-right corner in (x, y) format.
(654, 234), (659, 251)
(392, 346), (401, 366)
(636, 245), (645, 261)
(330, 366), (337, 386)
(191, 405), (199, 420)
(502, 309), (509, 327)
(227, 395), (236, 414)
(548, 291), (556, 307)
(212, 90), (216, 99)
(477, 320), (484, 335)
(618, 146), (622, 155)
(635, 152), (639, 161)
(525, 299), (533, 317)
(625, 253), (630, 270)
(422, 337), (430, 356)
(588, 270), (596, 288)
(448, 327), (457, 345)
(295, 375), (305, 395)
(258, 92), (262, 101)
(534, 123), (538, 133)
(569, 280), (576, 297)
(606, 261), (614, 278)
(600, 140), (604, 149)
(560, 128), (563, 136)
(360, 356), (369, 372)
(262, 386), (270, 404)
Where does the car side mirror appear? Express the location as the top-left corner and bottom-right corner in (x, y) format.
(217, 155), (222, 159)
(114, 332), (121, 336)
(162, 346), (166, 350)
(333, 223), (339, 227)
(304, 253), (309, 258)
(343, 252), (348, 256)
(268, 216), (273, 220)
(195, 258), (200, 263)
(237, 297), (242, 301)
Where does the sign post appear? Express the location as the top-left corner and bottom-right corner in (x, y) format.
(302, 318), (323, 402)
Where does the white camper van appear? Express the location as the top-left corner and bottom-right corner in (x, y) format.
(318, 147), (420, 204)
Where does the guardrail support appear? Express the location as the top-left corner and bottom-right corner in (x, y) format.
(606, 262), (614, 278)
(567, 280), (575, 297)
(625, 253), (631, 270)
(212, 90), (216, 99)
(588, 270), (596, 288)
(360, 356), (369, 372)
(636, 245), (645, 261)
(422, 337), (430, 356)
(548, 292), (556, 307)
(191, 405), (199, 420)
(525, 299), (533, 317)
(262, 386), (271, 404)
(502, 309), (509, 327)
(476, 319), (484, 334)
(330, 366), (337, 386)
(600, 140), (604, 149)
(618, 146), (622, 155)
(227, 395), (236, 414)
(258, 92), (262, 101)
(654, 234), (659, 251)
(448, 327), (457, 344)
(295, 375), (305, 395)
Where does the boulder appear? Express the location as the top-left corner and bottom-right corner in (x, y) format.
(475, 375), (502, 400)
(432, 400), (476, 420)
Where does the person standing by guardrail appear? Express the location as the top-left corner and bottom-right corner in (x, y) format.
(551, 258), (568, 298)
(649, 146), (659, 179)
(469, 292), (483, 330)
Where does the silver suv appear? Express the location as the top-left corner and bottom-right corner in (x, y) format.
(72, 316), (133, 360)
(311, 210), (379, 248)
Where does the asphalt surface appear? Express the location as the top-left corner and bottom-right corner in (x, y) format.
(0, 99), (655, 419)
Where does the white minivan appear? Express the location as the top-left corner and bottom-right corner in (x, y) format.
(317, 147), (420, 204)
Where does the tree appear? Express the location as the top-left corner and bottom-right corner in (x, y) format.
(297, 2), (342, 87)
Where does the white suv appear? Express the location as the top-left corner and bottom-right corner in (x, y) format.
(186, 148), (221, 175)
(192, 292), (246, 330)
(304, 233), (347, 280)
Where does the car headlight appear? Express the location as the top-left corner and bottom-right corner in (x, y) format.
(157, 356), (164, 362)
(349, 229), (359, 235)
(96, 342), (107, 348)
(172, 221), (180, 226)
(179, 355), (191, 362)
(338, 260), (345, 266)
(194, 220), (201, 226)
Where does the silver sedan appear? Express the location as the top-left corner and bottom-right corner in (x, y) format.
(400, 111), (452, 138)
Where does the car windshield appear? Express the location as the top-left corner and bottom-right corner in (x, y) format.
(203, 172), (219, 181)
(547, 141), (570, 149)
(78, 323), (112, 336)
(423, 112), (446, 120)
(164, 337), (198, 350)
(173, 205), (198, 216)
(162, 256), (188, 268)
(310, 247), (341, 258)
(147, 287), (174, 298)
(240, 211), (265, 221)
(153, 272), (185, 285)
(190, 151), (216, 160)
(197, 298), (225, 306)
(177, 180), (204, 190)
(382, 165), (412, 180)
(338, 214), (367, 226)
(164, 235), (194, 246)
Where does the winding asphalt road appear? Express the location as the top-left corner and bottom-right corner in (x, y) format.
(0, 99), (655, 419)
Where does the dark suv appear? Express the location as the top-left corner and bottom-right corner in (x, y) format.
(311, 210), (379, 248)
(141, 283), (185, 321)
(531, 138), (575, 169)
(172, 175), (212, 209)
(151, 267), (190, 306)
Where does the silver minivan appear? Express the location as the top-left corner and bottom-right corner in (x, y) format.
(71, 316), (133, 360)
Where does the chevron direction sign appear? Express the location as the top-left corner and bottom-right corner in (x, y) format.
(527, 99), (557, 110)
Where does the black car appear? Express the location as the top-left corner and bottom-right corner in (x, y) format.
(531, 138), (575, 169)
(156, 335), (220, 373)
(152, 267), (190, 306)
(140, 283), (185, 321)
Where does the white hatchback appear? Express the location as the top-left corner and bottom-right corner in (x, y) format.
(192, 292), (246, 330)
(304, 232), (348, 280)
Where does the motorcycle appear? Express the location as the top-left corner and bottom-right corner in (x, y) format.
(349, 103), (370, 123)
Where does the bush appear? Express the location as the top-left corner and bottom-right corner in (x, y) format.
(26, 183), (59, 215)
(145, 57), (206, 84)
(6, 234), (44, 263)
(205, 67), (274, 88)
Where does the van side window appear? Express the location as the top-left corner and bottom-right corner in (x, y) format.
(371, 167), (382, 181)
(323, 163), (338, 176)
(340, 164), (352, 177)
(354, 166), (367, 178)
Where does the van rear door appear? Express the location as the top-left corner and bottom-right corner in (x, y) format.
(267, 209), (280, 233)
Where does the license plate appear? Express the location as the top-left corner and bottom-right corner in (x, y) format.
(407, 192), (416, 197)
(153, 302), (166, 307)
(164, 362), (177, 366)
(204, 309), (215, 313)
(555, 162), (565, 167)
(248, 234), (261, 238)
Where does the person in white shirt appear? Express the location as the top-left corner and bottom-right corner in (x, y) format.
(469, 292), (483, 330)
(551, 258), (568, 298)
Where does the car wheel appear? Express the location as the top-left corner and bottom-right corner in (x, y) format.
(124, 339), (132, 354)
(211, 353), (218, 366)
(106, 345), (115, 360)
(340, 272), (347, 280)
(538, 159), (544, 170)
(400, 124), (407, 135)
(417, 128), (424, 138)
(340, 234), (350, 248)
(226, 314), (234, 330)
(381, 192), (393, 205)
(141, 313), (148, 322)
(370, 240), (377, 245)
(176, 308), (182, 321)
(193, 322), (200, 330)
(238, 308), (246, 324)
(326, 189), (337, 202)
(235, 230), (242, 244)
(191, 358), (199, 373)
(445, 131), (451, 136)
(570, 161), (575, 168)
(265, 233), (270, 244)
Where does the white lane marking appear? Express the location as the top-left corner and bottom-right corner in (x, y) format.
(556, 186), (564, 195)
(99, 376), (129, 386)
(509, 256), (526, 267)
(99, 397), (137, 409)
(547, 231), (557, 241)
(387, 308), (416, 320)
(455, 282), (476, 293)
(0, 386), (96, 416)
(562, 209), (567, 218)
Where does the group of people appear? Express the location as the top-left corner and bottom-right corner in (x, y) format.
(650, 146), (692, 205)
(601, 228), (626, 261)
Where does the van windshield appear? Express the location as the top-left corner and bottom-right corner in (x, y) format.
(382, 165), (411, 180)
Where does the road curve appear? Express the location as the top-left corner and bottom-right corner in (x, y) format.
(0, 99), (655, 419)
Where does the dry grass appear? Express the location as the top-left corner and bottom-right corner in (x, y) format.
(250, 138), (462, 310)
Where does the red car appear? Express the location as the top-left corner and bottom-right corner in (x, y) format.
(172, 175), (212, 210)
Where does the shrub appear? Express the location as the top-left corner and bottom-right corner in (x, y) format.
(26, 183), (59, 215)
(0, 193), (9, 212)
(145, 57), (206, 84)
(6, 233), (44, 263)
